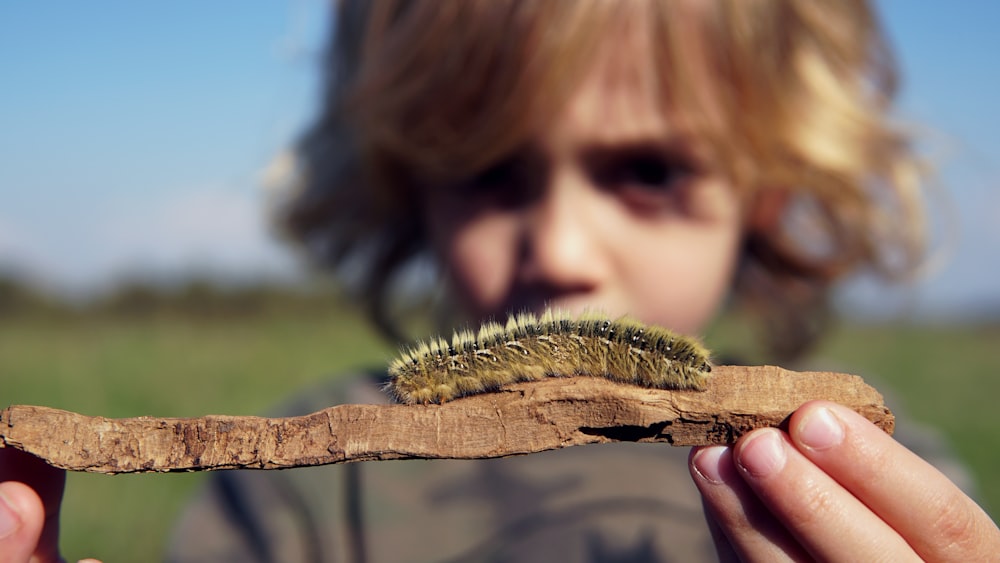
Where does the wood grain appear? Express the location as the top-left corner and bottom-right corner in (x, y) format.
(0, 365), (893, 474)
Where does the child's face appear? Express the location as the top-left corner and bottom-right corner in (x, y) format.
(420, 43), (744, 335)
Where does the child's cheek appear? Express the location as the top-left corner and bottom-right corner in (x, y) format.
(626, 215), (742, 334)
(638, 245), (736, 335)
(439, 213), (521, 317)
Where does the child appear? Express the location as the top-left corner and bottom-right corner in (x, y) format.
(2, 0), (998, 561)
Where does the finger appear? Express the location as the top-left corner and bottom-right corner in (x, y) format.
(691, 447), (741, 562)
(700, 501), (740, 563)
(788, 400), (1000, 561)
(689, 445), (810, 562)
(0, 449), (65, 563)
(733, 427), (921, 561)
(0, 481), (47, 563)
(701, 499), (740, 563)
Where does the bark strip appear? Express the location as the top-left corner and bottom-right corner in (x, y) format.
(1, 365), (893, 474)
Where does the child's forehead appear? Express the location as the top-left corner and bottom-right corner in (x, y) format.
(552, 45), (677, 148)
(547, 6), (719, 152)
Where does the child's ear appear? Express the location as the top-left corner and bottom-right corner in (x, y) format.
(746, 188), (790, 233)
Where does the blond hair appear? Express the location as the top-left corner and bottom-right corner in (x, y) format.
(276, 0), (926, 360)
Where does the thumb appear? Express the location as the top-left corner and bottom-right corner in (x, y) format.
(0, 449), (65, 563)
(0, 481), (51, 563)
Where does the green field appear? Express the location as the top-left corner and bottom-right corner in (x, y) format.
(2, 310), (998, 561)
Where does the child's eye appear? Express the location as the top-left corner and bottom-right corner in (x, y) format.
(619, 154), (690, 190)
(470, 159), (520, 191)
(589, 149), (697, 211)
(461, 154), (540, 210)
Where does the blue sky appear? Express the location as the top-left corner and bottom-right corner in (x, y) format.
(0, 1), (328, 289)
(1, 1), (998, 319)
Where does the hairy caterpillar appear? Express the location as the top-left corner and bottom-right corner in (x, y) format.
(386, 309), (712, 404)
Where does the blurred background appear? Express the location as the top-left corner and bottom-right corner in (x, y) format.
(1, 1), (998, 560)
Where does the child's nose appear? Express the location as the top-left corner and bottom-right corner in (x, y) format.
(517, 172), (608, 292)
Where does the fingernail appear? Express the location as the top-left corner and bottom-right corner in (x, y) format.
(0, 489), (22, 539)
(691, 446), (731, 485)
(797, 406), (844, 451)
(737, 429), (786, 477)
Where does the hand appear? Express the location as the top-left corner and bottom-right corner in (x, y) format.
(688, 400), (1000, 562)
(0, 448), (69, 563)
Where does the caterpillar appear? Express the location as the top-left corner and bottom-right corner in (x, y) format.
(385, 309), (712, 404)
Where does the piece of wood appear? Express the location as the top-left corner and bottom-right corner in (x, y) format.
(1, 365), (893, 474)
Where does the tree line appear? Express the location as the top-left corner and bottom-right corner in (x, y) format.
(0, 271), (348, 320)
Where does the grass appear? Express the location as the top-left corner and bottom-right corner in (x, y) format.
(2, 310), (998, 560)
